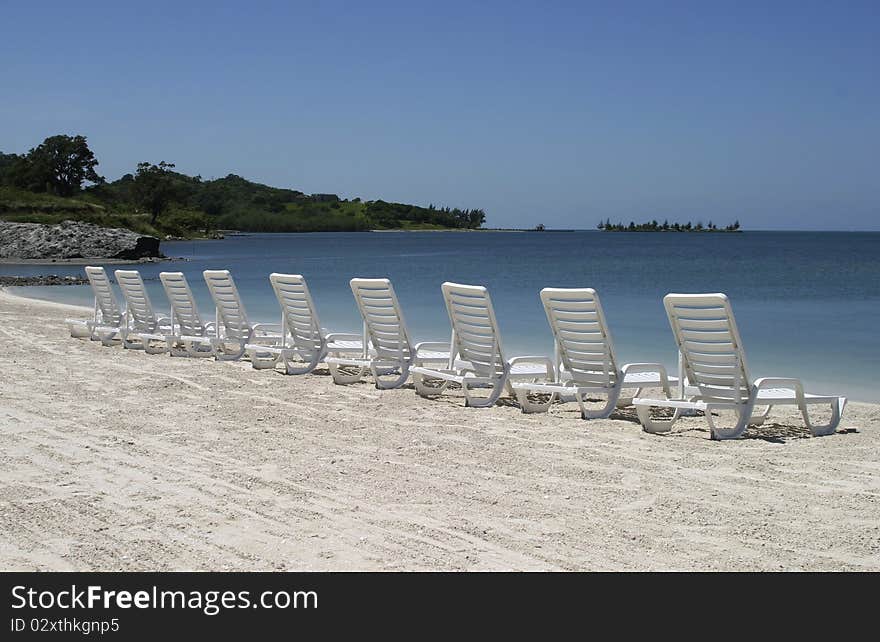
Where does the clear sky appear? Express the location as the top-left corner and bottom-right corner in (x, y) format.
(2, 1), (878, 230)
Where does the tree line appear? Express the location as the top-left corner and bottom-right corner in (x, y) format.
(0, 134), (487, 236)
(597, 219), (742, 232)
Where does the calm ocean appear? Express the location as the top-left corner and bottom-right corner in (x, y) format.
(5, 230), (879, 401)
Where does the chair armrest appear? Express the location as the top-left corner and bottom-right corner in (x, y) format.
(621, 362), (668, 376)
(508, 355), (555, 378)
(324, 332), (362, 342)
(621, 362), (673, 397)
(252, 323), (282, 334)
(753, 377), (804, 394)
(414, 341), (451, 353)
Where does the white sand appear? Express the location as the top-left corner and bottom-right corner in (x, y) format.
(0, 289), (877, 571)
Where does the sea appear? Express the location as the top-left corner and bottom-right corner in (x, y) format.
(4, 230), (879, 402)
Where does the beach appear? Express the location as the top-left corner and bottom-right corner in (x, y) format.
(1, 288), (877, 571)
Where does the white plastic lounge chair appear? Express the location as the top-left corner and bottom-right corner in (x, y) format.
(114, 269), (172, 354)
(509, 288), (674, 418)
(244, 273), (364, 374)
(203, 270), (281, 361)
(64, 266), (124, 345)
(410, 282), (554, 408)
(325, 278), (451, 388)
(633, 293), (846, 440)
(158, 271), (216, 357)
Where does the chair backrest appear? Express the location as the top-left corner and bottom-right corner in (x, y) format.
(664, 293), (751, 402)
(441, 282), (505, 378)
(269, 273), (323, 354)
(159, 272), (207, 336)
(203, 270), (251, 340)
(84, 266), (122, 327)
(349, 278), (412, 361)
(114, 269), (159, 333)
(540, 288), (619, 388)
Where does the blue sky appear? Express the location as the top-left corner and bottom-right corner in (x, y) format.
(1, 1), (878, 230)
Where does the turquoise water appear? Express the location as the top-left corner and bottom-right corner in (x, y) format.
(5, 230), (879, 401)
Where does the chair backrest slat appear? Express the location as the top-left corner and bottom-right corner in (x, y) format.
(664, 293), (750, 402)
(540, 288), (617, 387)
(203, 270), (251, 340)
(114, 269), (159, 333)
(441, 282), (504, 377)
(350, 278), (411, 360)
(159, 272), (207, 336)
(85, 266), (122, 326)
(269, 273), (323, 353)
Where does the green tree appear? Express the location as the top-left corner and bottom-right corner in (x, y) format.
(132, 161), (184, 225)
(468, 208), (486, 228)
(0, 152), (21, 183)
(16, 134), (104, 196)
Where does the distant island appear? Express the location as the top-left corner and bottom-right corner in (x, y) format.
(597, 219), (742, 232)
(0, 134), (486, 239)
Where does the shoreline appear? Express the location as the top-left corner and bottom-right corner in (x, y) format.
(0, 256), (171, 265)
(0, 275), (87, 286)
(1, 288), (878, 571)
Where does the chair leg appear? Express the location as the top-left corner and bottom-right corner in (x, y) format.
(800, 398), (844, 437)
(412, 372), (448, 397)
(749, 404), (773, 426)
(214, 339), (247, 361)
(372, 363), (410, 389)
(463, 376), (508, 408)
(144, 339), (168, 355)
(94, 330), (120, 346)
(514, 387), (556, 413)
(577, 386), (622, 420)
(329, 362), (367, 384)
(283, 350), (321, 375)
(616, 387), (640, 409)
(705, 403), (753, 440)
(68, 322), (91, 338)
(249, 348), (281, 370)
(636, 404), (682, 434)
(122, 336), (145, 351)
(168, 337), (212, 357)
(184, 340), (214, 358)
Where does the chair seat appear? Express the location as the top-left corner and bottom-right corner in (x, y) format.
(415, 350), (450, 361)
(755, 388), (839, 404)
(172, 333), (213, 342)
(245, 343), (293, 355)
(135, 331), (171, 342)
(556, 369), (679, 387)
(623, 370), (679, 386)
(410, 366), (495, 386)
(326, 339), (363, 351)
(510, 363), (549, 376)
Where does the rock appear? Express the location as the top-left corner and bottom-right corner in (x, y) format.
(0, 220), (163, 260)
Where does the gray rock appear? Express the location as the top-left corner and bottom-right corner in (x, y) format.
(0, 275), (88, 286)
(0, 220), (163, 260)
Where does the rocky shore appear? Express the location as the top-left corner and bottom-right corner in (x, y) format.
(0, 275), (88, 286)
(0, 220), (163, 260)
